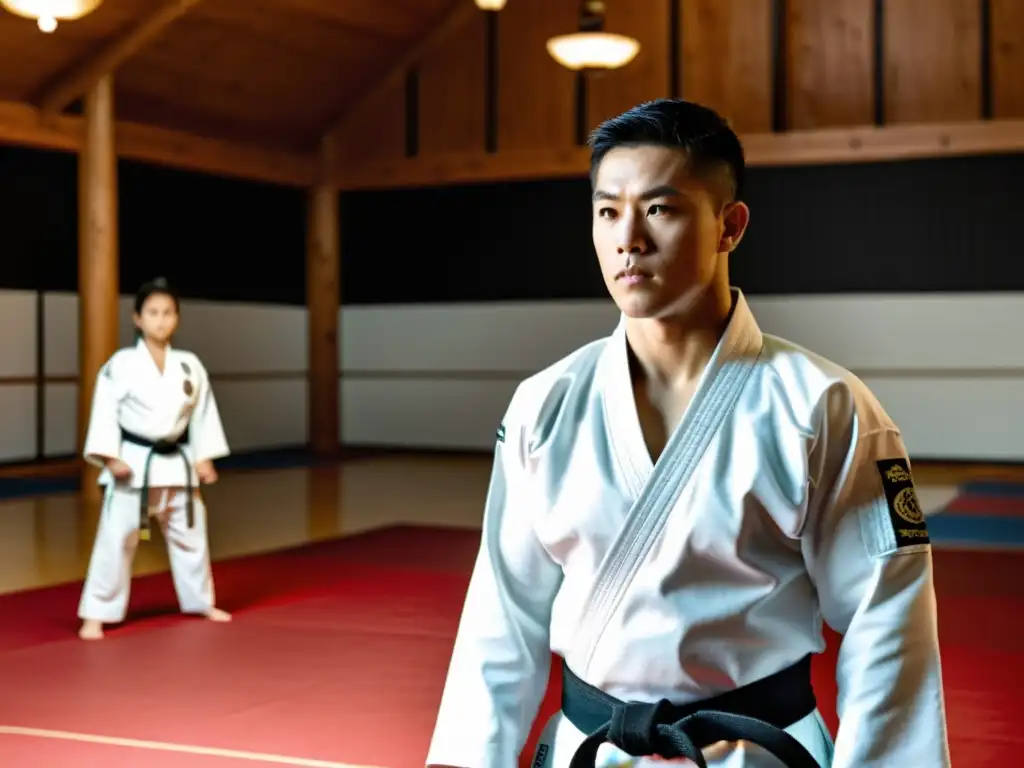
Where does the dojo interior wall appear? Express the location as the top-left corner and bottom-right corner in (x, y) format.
(0, 147), (311, 464)
(341, 296), (1024, 462)
(2, 150), (1023, 466)
(0, 292), (308, 462)
(0, 287), (1017, 464)
(339, 151), (1024, 464)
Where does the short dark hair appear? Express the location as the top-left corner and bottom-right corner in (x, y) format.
(134, 276), (179, 314)
(587, 99), (745, 202)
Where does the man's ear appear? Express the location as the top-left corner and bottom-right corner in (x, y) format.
(719, 201), (750, 253)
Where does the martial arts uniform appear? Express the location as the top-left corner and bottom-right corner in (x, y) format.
(78, 340), (230, 624)
(427, 289), (949, 768)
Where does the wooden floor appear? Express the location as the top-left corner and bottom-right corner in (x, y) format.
(0, 454), (492, 596)
(0, 453), (1021, 596)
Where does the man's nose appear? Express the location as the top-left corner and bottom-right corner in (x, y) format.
(616, 213), (648, 255)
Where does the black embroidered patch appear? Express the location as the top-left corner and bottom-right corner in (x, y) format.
(875, 458), (929, 548)
(496, 423), (506, 443)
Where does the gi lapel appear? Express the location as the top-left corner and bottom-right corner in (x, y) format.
(573, 290), (764, 674)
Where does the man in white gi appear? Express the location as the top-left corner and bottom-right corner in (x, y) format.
(78, 277), (232, 640)
(426, 100), (949, 767)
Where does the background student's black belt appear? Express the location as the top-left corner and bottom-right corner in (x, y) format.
(561, 654), (821, 768)
(120, 428), (193, 541)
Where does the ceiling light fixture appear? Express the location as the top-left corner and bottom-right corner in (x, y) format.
(546, 0), (639, 72)
(0, 0), (104, 33)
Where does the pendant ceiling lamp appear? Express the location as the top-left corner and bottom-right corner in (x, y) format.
(0, 0), (103, 33)
(547, 0), (639, 72)
(474, 0), (506, 10)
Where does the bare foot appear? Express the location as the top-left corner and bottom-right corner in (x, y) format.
(79, 620), (104, 640)
(204, 607), (232, 623)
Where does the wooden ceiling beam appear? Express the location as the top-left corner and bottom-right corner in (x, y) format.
(334, 119), (1024, 190)
(35, 0), (205, 115)
(0, 101), (316, 187)
(321, 0), (478, 147)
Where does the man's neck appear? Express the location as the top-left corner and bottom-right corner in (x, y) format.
(624, 283), (734, 389)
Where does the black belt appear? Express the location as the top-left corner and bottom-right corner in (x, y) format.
(120, 428), (194, 541)
(562, 655), (821, 768)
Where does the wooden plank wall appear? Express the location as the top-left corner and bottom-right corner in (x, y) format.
(336, 0), (1024, 186)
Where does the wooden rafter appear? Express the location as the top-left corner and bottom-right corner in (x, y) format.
(321, 0), (478, 144)
(0, 101), (316, 187)
(35, 0), (204, 114)
(335, 118), (1024, 190)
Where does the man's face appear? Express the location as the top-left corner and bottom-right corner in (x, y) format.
(591, 144), (748, 319)
(134, 293), (179, 343)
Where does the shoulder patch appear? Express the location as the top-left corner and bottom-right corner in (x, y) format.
(101, 348), (128, 378)
(875, 458), (929, 549)
(496, 423), (506, 443)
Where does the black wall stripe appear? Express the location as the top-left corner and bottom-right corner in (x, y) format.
(771, 0), (788, 133)
(404, 68), (419, 158)
(574, 73), (589, 145)
(484, 11), (499, 153)
(669, 0), (681, 99)
(339, 153), (1024, 303)
(117, 161), (307, 305)
(980, 0), (993, 119)
(873, 0), (885, 125)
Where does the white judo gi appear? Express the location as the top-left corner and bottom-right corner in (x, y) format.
(78, 340), (230, 623)
(427, 289), (949, 768)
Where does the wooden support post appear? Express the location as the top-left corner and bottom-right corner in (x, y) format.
(306, 137), (341, 455)
(78, 75), (120, 505)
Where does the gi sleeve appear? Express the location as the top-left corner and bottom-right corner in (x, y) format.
(802, 411), (950, 767)
(426, 390), (563, 768)
(83, 356), (124, 467)
(188, 358), (230, 463)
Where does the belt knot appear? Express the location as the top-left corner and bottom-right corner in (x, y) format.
(607, 699), (673, 756)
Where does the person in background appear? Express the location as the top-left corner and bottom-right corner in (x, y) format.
(77, 277), (232, 640)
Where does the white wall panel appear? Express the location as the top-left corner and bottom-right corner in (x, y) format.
(865, 376), (1024, 460)
(341, 377), (517, 449)
(42, 293), (76, 377)
(340, 301), (617, 374)
(0, 290), (37, 378)
(0, 291), (38, 460)
(213, 379), (308, 452)
(340, 294), (1024, 375)
(750, 294), (1024, 371)
(41, 378), (308, 459)
(46, 293), (306, 375)
(339, 295), (1024, 460)
(116, 297), (307, 375)
(0, 384), (36, 461)
(3, 289), (1021, 463)
(35, 292), (308, 457)
(43, 382), (76, 458)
